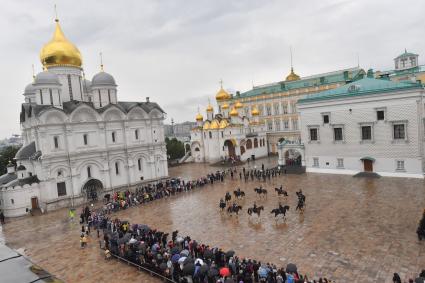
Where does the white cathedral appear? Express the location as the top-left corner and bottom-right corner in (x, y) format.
(0, 17), (168, 217)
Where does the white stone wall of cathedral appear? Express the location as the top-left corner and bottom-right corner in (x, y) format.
(49, 66), (84, 102)
(299, 89), (425, 177)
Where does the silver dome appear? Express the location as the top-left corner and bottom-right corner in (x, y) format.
(34, 71), (60, 85)
(23, 83), (35, 95)
(92, 71), (116, 86)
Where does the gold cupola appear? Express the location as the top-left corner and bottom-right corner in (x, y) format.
(210, 119), (220, 130)
(285, 67), (300, 81)
(195, 113), (204, 121)
(215, 80), (231, 101)
(221, 103), (229, 109)
(234, 101), (243, 109)
(206, 103), (213, 112)
(251, 106), (260, 116)
(40, 18), (82, 68)
(229, 107), (239, 117)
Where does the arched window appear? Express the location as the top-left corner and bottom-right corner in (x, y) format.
(87, 166), (91, 178)
(138, 159), (142, 171)
(115, 162), (119, 175)
(209, 132), (212, 139)
(254, 138), (258, 148)
(112, 131), (116, 143)
(241, 146), (245, 155)
(49, 89), (54, 105)
(135, 129), (139, 140)
(108, 89), (111, 104)
(246, 139), (252, 149)
(83, 134), (88, 145)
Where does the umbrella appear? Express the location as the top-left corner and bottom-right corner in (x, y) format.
(286, 263), (297, 273)
(199, 264), (209, 275)
(208, 267), (219, 277)
(171, 254), (180, 263)
(171, 246), (181, 255)
(226, 250), (235, 258)
(415, 277), (425, 283)
(194, 258), (204, 266)
(176, 236), (184, 243)
(258, 266), (268, 278)
(159, 262), (167, 271)
(178, 256), (187, 264)
(220, 267), (231, 277)
(117, 233), (131, 245)
(225, 279), (235, 283)
(180, 249), (190, 257)
(138, 224), (150, 233)
(204, 249), (213, 259)
(184, 256), (194, 265)
(183, 263), (196, 276)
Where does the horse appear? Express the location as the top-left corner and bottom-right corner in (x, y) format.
(275, 187), (288, 197)
(233, 190), (246, 199)
(254, 187), (268, 198)
(247, 206), (264, 217)
(296, 199), (305, 213)
(225, 192), (232, 203)
(219, 201), (226, 211)
(271, 205), (290, 218)
(227, 205), (243, 215)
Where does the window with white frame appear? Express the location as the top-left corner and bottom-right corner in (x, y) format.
(309, 127), (319, 141)
(393, 123), (406, 140)
(274, 120), (281, 131)
(322, 113), (330, 124)
(266, 105), (272, 116)
(83, 134), (88, 145)
(282, 102), (288, 114)
(292, 119), (298, 130)
(274, 104), (280, 115)
(267, 121), (273, 130)
(337, 158), (344, 168)
(361, 126), (372, 141)
(333, 127), (343, 141)
(396, 160), (405, 171)
(53, 136), (59, 149)
(313, 158), (319, 167)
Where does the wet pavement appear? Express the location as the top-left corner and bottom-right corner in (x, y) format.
(1, 156), (425, 282)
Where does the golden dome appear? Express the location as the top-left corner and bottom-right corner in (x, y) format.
(285, 67), (300, 81)
(206, 103), (214, 112)
(203, 121), (210, 130)
(229, 107), (239, 117)
(251, 106), (260, 116)
(216, 87), (231, 101)
(195, 113), (204, 121)
(210, 119), (220, 129)
(234, 101), (243, 109)
(219, 119), (229, 129)
(40, 19), (82, 68)
(221, 103), (229, 109)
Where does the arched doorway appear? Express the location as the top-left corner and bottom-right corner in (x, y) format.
(240, 146), (245, 155)
(82, 179), (103, 202)
(246, 139), (252, 149)
(254, 138), (258, 148)
(284, 149), (302, 166)
(224, 140), (236, 159)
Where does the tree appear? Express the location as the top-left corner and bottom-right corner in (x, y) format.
(0, 146), (21, 174)
(165, 137), (185, 160)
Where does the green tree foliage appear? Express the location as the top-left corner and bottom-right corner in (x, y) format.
(165, 137), (185, 160)
(0, 146), (21, 174)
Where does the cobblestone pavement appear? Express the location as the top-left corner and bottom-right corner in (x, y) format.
(1, 157), (425, 282)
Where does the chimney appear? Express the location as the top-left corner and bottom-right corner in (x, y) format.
(146, 97), (150, 103)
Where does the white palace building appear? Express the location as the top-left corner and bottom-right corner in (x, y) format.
(0, 17), (168, 217)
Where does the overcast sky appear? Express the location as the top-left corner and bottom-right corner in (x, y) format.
(0, 0), (424, 138)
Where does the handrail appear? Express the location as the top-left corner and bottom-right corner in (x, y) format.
(102, 248), (177, 283)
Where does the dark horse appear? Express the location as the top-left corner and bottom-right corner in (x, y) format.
(275, 187), (288, 197)
(296, 191), (306, 212)
(254, 187), (268, 198)
(247, 206), (264, 217)
(225, 192), (232, 203)
(219, 200), (226, 211)
(233, 190), (245, 199)
(227, 205), (243, 215)
(271, 205), (290, 218)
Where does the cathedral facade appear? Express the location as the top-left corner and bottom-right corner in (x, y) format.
(190, 87), (268, 164)
(0, 18), (168, 217)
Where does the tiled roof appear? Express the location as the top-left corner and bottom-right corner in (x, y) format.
(238, 67), (364, 98)
(298, 77), (421, 103)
